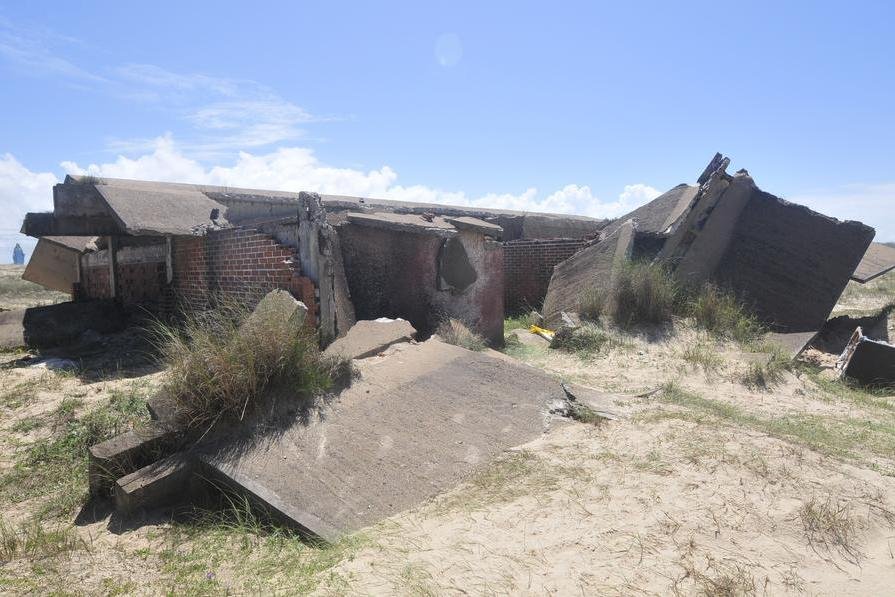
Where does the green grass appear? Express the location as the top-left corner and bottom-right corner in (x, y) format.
(680, 343), (724, 373)
(575, 260), (768, 344)
(158, 496), (366, 594)
(0, 375), (62, 409)
(503, 312), (535, 334)
(549, 322), (631, 358)
(650, 382), (895, 465)
(0, 517), (85, 562)
(0, 383), (150, 519)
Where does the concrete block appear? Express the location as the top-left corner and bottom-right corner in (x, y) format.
(836, 327), (895, 387)
(88, 422), (176, 496)
(851, 242), (895, 283)
(115, 453), (194, 515)
(323, 319), (416, 360)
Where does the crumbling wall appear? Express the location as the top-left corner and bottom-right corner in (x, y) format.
(337, 224), (504, 344)
(503, 238), (588, 313)
(171, 228), (318, 325)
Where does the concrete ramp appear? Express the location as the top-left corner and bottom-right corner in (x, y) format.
(199, 339), (617, 541)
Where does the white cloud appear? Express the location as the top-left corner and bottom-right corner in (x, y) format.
(789, 184), (895, 242)
(59, 137), (659, 222)
(0, 153), (58, 262)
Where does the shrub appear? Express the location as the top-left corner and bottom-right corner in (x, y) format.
(610, 261), (679, 327)
(436, 318), (486, 351)
(150, 299), (341, 431)
(577, 288), (607, 322)
(550, 323), (612, 356)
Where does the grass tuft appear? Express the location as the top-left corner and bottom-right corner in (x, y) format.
(149, 299), (341, 431)
(436, 318), (486, 351)
(610, 261), (679, 327)
(0, 517), (85, 562)
(799, 497), (863, 563)
(550, 322), (627, 358)
(685, 283), (764, 343)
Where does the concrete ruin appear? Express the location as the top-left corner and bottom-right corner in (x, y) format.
(836, 327), (895, 387)
(19, 175), (606, 348)
(89, 301), (620, 540)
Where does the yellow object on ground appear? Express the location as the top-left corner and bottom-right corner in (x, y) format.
(529, 325), (555, 342)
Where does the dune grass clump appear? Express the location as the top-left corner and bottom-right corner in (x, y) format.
(610, 261), (680, 327)
(436, 318), (486, 351)
(685, 283), (765, 343)
(151, 300), (342, 431)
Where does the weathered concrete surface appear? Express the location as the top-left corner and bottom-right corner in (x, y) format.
(338, 222), (504, 345)
(851, 242), (895, 283)
(660, 160), (875, 333)
(508, 327), (550, 349)
(199, 339), (619, 541)
(345, 212), (456, 236)
(244, 289), (307, 333)
(813, 307), (893, 354)
(97, 185), (229, 236)
(22, 237), (93, 294)
(601, 184), (698, 240)
(0, 301), (128, 350)
(836, 327), (895, 386)
(0, 309), (25, 349)
(541, 220), (635, 328)
(323, 319), (416, 360)
(88, 422), (176, 496)
(766, 331), (819, 359)
(115, 453), (195, 515)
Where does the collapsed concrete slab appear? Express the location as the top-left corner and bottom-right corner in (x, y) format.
(322, 319), (416, 360)
(541, 220), (635, 327)
(197, 339), (618, 541)
(659, 158), (875, 334)
(851, 242), (895, 283)
(0, 301), (129, 350)
(836, 327), (895, 387)
(600, 184), (698, 241)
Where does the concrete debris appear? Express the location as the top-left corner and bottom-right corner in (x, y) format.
(323, 319), (416, 360)
(507, 327), (550, 348)
(836, 326), (895, 387)
(541, 220), (635, 328)
(243, 289), (308, 333)
(851, 242), (895, 283)
(0, 301), (129, 351)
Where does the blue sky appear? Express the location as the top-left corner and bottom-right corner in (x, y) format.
(1, 1), (893, 262)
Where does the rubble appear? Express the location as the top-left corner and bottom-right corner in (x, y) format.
(836, 327), (895, 387)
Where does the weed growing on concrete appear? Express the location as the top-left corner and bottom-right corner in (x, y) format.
(151, 300), (341, 430)
(436, 318), (486, 351)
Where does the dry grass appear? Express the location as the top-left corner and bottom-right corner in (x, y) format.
(436, 318), (486, 351)
(799, 497), (864, 563)
(685, 283), (764, 344)
(0, 517), (85, 561)
(149, 299), (343, 431)
(0, 265), (69, 311)
(611, 261), (679, 327)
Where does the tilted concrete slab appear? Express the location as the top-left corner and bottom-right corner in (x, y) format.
(323, 319), (416, 360)
(444, 216), (503, 237)
(851, 242), (895, 283)
(0, 309), (25, 350)
(541, 220), (635, 328)
(345, 212), (457, 236)
(601, 184), (698, 239)
(659, 160), (875, 334)
(199, 339), (619, 541)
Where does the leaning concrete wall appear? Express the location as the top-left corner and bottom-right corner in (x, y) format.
(337, 224), (504, 344)
(22, 240), (79, 294)
(503, 238), (588, 313)
(171, 228), (317, 325)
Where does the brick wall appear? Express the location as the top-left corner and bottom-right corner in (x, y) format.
(503, 238), (588, 313)
(172, 228), (317, 326)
